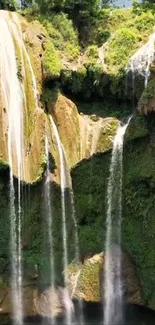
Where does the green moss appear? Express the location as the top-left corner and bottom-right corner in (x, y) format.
(140, 80), (155, 103)
(35, 154), (47, 182)
(125, 115), (149, 141)
(42, 87), (59, 105)
(43, 40), (61, 79)
(0, 159), (8, 169)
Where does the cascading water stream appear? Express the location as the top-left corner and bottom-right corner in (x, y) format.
(127, 33), (155, 89)
(0, 10), (24, 325)
(45, 137), (55, 291)
(9, 12), (38, 108)
(49, 116), (84, 324)
(0, 10), (38, 325)
(49, 116), (71, 323)
(103, 118), (131, 325)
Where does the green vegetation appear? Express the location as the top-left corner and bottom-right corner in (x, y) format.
(39, 13), (80, 65)
(105, 28), (141, 73)
(140, 79), (155, 102)
(36, 3), (155, 101)
(43, 40), (61, 79)
(0, 0), (18, 10)
(18, 0), (155, 102)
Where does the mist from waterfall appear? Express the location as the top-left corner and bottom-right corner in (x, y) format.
(103, 118), (131, 325)
(0, 10), (38, 325)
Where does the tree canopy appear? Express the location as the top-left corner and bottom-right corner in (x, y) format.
(0, 0), (18, 10)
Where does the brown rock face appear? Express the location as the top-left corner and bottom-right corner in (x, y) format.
(0, 286), (36, 317)
(0, 285), (73, 320)
(65, 252), (144, 306)
(0, 11), (118, 185)
(34, 286), (74, 318)
(0, 11), (46, 183)
(47, 94), (118, 170)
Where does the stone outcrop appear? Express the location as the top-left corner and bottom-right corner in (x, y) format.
(0, 285), (73, 319)
(0, 249), (144, 320)
(47, 93), (119, 171)
(65, 252), (144, 306)
(138, 79), (155, 115)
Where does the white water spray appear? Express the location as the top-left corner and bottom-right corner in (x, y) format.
(104, 117), (131, 325)
(127, 33), (155, 88)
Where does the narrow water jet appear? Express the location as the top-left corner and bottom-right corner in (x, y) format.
(49, 116), (84, 324)
(103, 118), (131, 325)
(44, 136), (55, 289)
(49, 116), (71, 324)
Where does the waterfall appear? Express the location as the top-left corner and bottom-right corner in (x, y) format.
(103, 118), (131, 325)
(0, 10), (24, 325)
(0, 10), (38, 324)
(49, 116), (84, 324)
(44, 137), (55, 291)
(49, 116), (71, 324)
(127, 33), (155, 88)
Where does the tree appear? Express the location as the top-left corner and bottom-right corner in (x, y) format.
(0, 0), (18, 10)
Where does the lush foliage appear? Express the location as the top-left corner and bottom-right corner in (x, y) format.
(43, 40), (61, 78)
(0, 0), (18, 9)
(105, 28), (141, 73)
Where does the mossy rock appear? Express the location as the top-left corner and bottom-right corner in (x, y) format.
(125, 114), (149, 141)
(138, 80), (155, 114)
(66, 252), (143, 305)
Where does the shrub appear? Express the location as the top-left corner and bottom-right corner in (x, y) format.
(71, 67), (87, 93)
(105, 28), (141, 71)
(43, 40), (61, 78)
(51, 13), (79, 45)
(97, 29), (111, 45)
(66, 43), (80, 61)
(134, 12), (155, 32)
(86, 45), (99, 59)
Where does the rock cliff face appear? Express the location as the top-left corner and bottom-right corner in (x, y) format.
(47, 93), (118, 170)
(71, 113), (155, 310)
(0, 12), (118, 184)
(1, 8), (155, 321)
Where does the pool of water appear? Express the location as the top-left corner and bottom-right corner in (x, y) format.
(1, 303), (155, 325)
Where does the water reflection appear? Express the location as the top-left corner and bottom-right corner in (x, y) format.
(1, 303), (155, 325)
